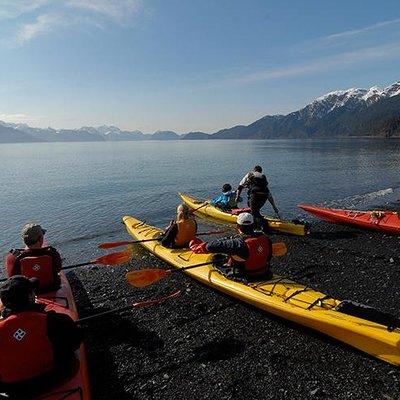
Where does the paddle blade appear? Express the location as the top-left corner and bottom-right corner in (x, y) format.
(98, 240), (133, 249)
(126, 269), (171, 288)
(92, 249), (132, 265)
(132, 289), (181, 309)
(272, 242), (287, 257)
(198, 230), (227, 236)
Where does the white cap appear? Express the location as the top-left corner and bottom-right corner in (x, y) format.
(237, 212), (254, 225)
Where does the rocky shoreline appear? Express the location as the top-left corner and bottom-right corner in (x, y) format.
(69, 210), (400, 399)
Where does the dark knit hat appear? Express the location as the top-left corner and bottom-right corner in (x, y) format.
(0, 276), (39, 310)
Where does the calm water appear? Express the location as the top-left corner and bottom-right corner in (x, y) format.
(1, 139), (399, 264)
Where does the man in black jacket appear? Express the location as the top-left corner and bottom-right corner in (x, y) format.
(235, 165), (280, 233)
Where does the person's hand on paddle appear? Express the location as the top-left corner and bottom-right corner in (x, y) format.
(189, 238), (208, 254)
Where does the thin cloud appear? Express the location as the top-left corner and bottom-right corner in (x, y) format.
(321, 17), (400, 43)
(2, 0), (142, 47)
(236, 42), (400, 84)
(0, 0), (49, 20)
(67, 0), (141, 23)
(14, 13), (66, 47)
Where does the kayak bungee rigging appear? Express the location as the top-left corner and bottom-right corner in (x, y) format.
(123, 215), (400, 366)
(180, 193), (308, 236)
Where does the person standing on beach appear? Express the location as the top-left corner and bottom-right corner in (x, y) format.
(4, 223), (62, 292)
(235, 165), (280, 233)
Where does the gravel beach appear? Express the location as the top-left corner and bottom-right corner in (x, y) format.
(69, 210), (400, 400)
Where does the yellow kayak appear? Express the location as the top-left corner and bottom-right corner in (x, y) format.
(123, 215), (400, 366)
(179, 193), (308, 236)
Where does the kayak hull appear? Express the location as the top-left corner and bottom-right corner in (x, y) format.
(298, 204), (400, 235)
(123, 215), (400, 366)
(179, 193), (307, 236)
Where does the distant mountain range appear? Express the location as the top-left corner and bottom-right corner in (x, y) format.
(210, 81), (400, 139)
(1, 81), (400, 143)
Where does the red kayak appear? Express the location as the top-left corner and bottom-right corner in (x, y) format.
(298, 204), (400, 235)
(34, 272), (91, 399)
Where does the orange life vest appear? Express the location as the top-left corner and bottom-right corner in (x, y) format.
(8, 248), (60, 291)
(231, 235), (271, 276)
(175, 219), (197, 247)
(0, 311), (54, 383)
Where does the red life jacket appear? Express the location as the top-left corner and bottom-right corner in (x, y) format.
(244, 235), (272, 275)
(7, 247), (61, 291)
(231, 235), (271, 276)
(0, 311), (54, 383)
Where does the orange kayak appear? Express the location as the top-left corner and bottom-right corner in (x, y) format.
(0, 272), (91, 399)
(298, 204), (400, 235)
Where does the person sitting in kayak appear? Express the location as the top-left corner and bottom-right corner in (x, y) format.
(4, 223), (62, 292)
(161, 204), (198, 248)
(235, 165), (280, 233)
(210, 183), (238, 212)
(189, 212), (272, 279)
(0, 276), (82, 395)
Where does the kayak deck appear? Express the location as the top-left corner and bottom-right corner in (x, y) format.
(0, 273), (92, 400)
(123, 215), (400, 366)
(180, 193), (308, 236)
(298, 204), (400, 235)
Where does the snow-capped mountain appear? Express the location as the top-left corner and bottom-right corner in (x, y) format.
(211, 80), (400, 139)
(0, 122), (178, 143)
(2, 81), (400, 143)
(300, 82), (400, 120)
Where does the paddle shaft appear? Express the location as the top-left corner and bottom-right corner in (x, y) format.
(0, 261), (97, 283)
(104, 230), (226, 247)
(77, 303), (141, 323)
(63, 261), (96, 270)
(168, 260), (215, 274)
(77, 290), (180, 323)
(191, 202), (209, 212)
(0, 248), (131, 282)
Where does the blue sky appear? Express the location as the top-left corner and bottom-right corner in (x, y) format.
(0, 0), (400, 133)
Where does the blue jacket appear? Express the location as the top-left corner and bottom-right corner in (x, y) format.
(210, 191), (237, 208)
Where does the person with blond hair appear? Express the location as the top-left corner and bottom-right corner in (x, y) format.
(161, 204), (197, 248)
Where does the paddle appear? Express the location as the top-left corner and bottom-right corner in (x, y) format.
(98, 230), (228, 249)
(0, 249), (132, 282)
(190, 201), (209, 213)
(126, 242), (287, 288)
(77, 289), (181, 323)
(63, 249), (132, 270)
